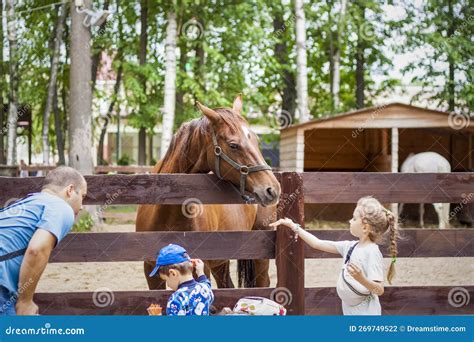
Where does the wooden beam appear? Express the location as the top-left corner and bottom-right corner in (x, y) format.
(276, 172), (305, 315)
(0, 174), (250, 205)
(46, 229), (474, 263)
(1, 172), (472, 206)
(49, 231), (276, 262)
(304, 229), (474, 258)
(34, 286), (474, 315)
(301, 172), (474, 203)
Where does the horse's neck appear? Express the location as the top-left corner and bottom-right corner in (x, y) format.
(155, 128), (210, 174)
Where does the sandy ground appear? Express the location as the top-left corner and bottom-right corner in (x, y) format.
(36, 224), (474, 293)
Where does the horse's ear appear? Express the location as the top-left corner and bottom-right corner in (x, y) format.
(233, 93), (243, 115)
(196, 101), (220, 124)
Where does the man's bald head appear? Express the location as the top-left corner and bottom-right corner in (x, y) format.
(42, 166), (86, 193)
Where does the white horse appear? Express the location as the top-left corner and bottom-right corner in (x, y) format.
(399, 152), (451, 229)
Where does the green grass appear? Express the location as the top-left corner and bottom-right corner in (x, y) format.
(103, 205), (138, 213)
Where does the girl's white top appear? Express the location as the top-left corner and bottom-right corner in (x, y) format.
(329, 240), (384, 315)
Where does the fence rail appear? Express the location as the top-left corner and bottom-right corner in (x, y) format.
(1, 172), (473, 205)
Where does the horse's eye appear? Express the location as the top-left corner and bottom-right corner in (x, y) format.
(228, 142), (239, 150)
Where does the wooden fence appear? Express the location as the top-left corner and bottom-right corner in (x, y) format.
(0, 172), (473, 315)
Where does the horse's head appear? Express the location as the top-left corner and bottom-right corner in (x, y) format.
(196, 95), (280, 207)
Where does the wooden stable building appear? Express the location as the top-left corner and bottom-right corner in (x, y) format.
(280, 103), (473, 223)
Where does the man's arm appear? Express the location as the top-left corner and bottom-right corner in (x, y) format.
(16, 229), (56, 315)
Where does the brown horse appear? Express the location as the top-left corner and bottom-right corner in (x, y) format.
(136, 95), (280, 289)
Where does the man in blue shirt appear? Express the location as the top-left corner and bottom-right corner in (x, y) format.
(149, 244), (214, 315)
(0, 166), (87, 315)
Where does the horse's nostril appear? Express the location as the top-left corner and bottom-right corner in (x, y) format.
(266, 187), (276, 199)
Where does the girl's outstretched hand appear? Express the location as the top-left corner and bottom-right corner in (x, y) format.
(269, 217), (297, 232)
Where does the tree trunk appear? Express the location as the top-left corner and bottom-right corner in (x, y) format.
(97, 62), (123, 165)
(53, 84), (65, 165)
(331, 0), (347, 111)
(355, 4), (366, 109)
(62, 19), (70, 143)
(0, 0), (4, 164)
(294, 0), (309, 123)
(138, 0), (148, 165)
(42, 2), (67, 165)
(273, 6), (296, 119)
(160, 11), (177, 158)
(6, 0), (18, 165)
(69, 0), (93, 174)
(148, 132), (153, 165)
(91, 0), (110, 89)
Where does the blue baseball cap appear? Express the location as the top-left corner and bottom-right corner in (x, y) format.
(149, 244), (191, 277)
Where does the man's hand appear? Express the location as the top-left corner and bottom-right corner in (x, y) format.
(192, 259), (205, 277)
(16, 299), (39, 315)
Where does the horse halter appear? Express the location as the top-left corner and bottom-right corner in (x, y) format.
(210, 126), (272, 202)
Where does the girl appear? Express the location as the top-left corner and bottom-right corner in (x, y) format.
(269, 196), (399, 315)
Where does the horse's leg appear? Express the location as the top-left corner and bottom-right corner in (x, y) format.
(443, 203), (451, 229)
(254, 259), (270, 287)
(419, 203), (425, 228)
(144, 260), (167, 290)
(208, 260), (235, 288)
(433, 203), (449, 229)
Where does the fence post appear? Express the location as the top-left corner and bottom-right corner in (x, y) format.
(275, 172), (305, 315)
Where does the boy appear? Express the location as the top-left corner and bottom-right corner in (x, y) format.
(149, 244), (214, 316)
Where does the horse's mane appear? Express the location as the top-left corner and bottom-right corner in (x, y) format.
(155, 107), (247, 173)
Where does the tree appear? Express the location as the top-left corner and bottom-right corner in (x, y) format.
(138, 0), (148, 165)
(395, 0), (473, 114)
(6, 0), (18, 165)
(294, 0), (310, 123)
(69, 0), (93, 174)
(42, 2), (67, 165)
(272, 2), (296, 119)
(160, 10), (177, 158)
(330, 0), (348, 110)
(355, 2), (366, 109)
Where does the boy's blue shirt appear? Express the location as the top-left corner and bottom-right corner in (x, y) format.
(166, 275), (214, 316)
